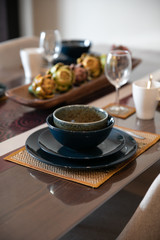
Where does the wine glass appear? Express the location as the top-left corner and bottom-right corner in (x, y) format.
(39, 29), (61, 67)
(104, 50), (132, 114)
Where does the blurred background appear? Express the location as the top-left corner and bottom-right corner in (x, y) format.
(1, 0), (160, 51)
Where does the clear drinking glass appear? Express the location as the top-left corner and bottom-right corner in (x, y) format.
(39, 29), (61, 67)
(104, 50), (132, 114)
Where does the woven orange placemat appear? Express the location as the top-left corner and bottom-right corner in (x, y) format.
(4, 127), (160, 188)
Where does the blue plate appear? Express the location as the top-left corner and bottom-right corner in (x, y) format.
(38, 128), (125, 160)
(25, 128), (137, 169)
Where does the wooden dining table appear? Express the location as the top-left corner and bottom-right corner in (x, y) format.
(0, 46), (160, 240)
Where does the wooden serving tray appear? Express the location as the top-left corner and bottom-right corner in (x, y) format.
(6, 58), (141, 109)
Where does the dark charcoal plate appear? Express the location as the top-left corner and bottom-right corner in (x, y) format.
(25, 128), (137, 169)
(38, 128), (125, 160)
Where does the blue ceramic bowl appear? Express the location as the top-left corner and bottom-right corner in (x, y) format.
(61, 40), (91, 58)
(46, 113), (114, 150)
(0, 83), (6, 98)
(53, 105), (108, 131)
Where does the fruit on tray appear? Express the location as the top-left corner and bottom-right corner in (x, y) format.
(28, 74), (55, 99)
(70, 64), (88, 85)
(28, 44), (132, 99)
(48, 63), (75, 92)
(77, 53), (102, 78)
(111, 44), (132, 55)
(100, 54), (107, 71)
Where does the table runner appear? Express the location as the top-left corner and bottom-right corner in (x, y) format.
(4, 127), (160, 188)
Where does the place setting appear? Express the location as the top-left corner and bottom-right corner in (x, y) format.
(4, 104), (160, 188)
(25, 107), (136, 169)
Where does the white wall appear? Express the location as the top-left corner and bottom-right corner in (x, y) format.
(20, 0), (160, 51)
(19, 0), (33, 36)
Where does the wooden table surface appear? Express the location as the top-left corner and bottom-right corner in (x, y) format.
(0, 47), (160, 240)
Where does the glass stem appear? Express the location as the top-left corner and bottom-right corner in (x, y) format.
(48, 62), (53, 68)
(115, 86), (119, 106)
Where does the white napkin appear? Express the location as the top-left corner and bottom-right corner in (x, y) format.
(117, 174), (160, 240)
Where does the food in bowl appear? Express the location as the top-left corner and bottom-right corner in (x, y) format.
(46, 113), (114, 150)
(53, 105), (108, 131)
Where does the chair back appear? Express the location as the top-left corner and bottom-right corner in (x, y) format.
(0, 36), (39, 71)
(117, 174), (160, 240)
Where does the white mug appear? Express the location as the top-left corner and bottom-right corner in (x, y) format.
(132, 79), (160, 120)
(20, 48), (43, 79)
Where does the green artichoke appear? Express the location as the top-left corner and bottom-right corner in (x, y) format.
(100, 54), (107, 72)
(49, 63), (75, 92)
